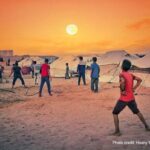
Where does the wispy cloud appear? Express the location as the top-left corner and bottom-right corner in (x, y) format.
(127, 18), (150, 30)
(123, 37), (150, 52)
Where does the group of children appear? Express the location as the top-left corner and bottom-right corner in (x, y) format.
(65, 57), (150, 135)
(2, 56), (150, 135)
(65, 56), (100, 92)
(9, 59), (52, 97)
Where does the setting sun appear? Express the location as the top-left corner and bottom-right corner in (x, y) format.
(66, 24), (78, 35)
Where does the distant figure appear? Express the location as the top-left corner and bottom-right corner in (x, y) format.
(0, 65), (4, 83)
(65, 63), (70, 79)
(33, 62), (41, 85)
(8, 58), (10, 66)
(91, 57), (100, 92)
(10, 61), (25, 88)
(30, 61), (34, 78)
(112, 59), (150, 136)
(77, 56), (86, 85)
(6, 58), (10, 66)
(39, 58), (52, 97)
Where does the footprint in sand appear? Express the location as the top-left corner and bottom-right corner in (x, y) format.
(104, 106), (113, 111)
(90, 137), (100, 142)
(5, 139), (11, 143)
(21, 134), (26, 137)
(10, 124), (15, 128)
(98, 126), (104, 130)
(35, 124), (40, 127)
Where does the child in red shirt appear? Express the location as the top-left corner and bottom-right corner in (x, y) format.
(39, 58), (52, 97)
(112, 59), (150, 136)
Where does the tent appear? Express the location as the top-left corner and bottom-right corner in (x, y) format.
(19, 56), (44, 67)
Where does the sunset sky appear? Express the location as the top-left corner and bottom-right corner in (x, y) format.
(0, 0), (150, 55)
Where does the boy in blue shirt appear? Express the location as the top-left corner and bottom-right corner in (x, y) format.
(77, 56), (86, 85)
(91, 57), (100, 92)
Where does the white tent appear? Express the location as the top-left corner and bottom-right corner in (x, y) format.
(50, 51), (139, 77)
(132, 52), (150, 68)
(51, 55), (95, 77)
(19, 57), (44, 67)
(97, 50), (138, 65)
(51, 55), (78, 70)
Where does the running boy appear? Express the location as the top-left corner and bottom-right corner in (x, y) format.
(112, 59), (150, 136)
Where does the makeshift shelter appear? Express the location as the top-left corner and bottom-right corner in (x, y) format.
(19, 56), (44, 67)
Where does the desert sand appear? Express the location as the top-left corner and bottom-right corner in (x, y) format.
(0, 51), (150, 150)
(0, 77), (150, 150)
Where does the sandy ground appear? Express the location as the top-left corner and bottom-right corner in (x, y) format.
(0, 77), (150, 150)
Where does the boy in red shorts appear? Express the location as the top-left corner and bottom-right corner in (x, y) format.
(112, 59), (150, 136)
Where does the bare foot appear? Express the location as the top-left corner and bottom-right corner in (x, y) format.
(110, 131), (122, 136)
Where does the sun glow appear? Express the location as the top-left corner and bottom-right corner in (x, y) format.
(66, 24), (78, 35)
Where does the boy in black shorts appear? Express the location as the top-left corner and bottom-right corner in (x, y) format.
(10, 61), (26, 88)
(112, 59), (150, 136)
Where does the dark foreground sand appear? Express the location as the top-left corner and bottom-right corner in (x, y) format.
(0, 78), (150, 150)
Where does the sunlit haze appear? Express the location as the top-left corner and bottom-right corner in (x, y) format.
(0, 0), (150, 55)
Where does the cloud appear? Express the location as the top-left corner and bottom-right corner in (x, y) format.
(127, 18), (150, 30)
(123, 37), (150, 52)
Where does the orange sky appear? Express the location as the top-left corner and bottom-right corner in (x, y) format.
(0, 0), (150, 55)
